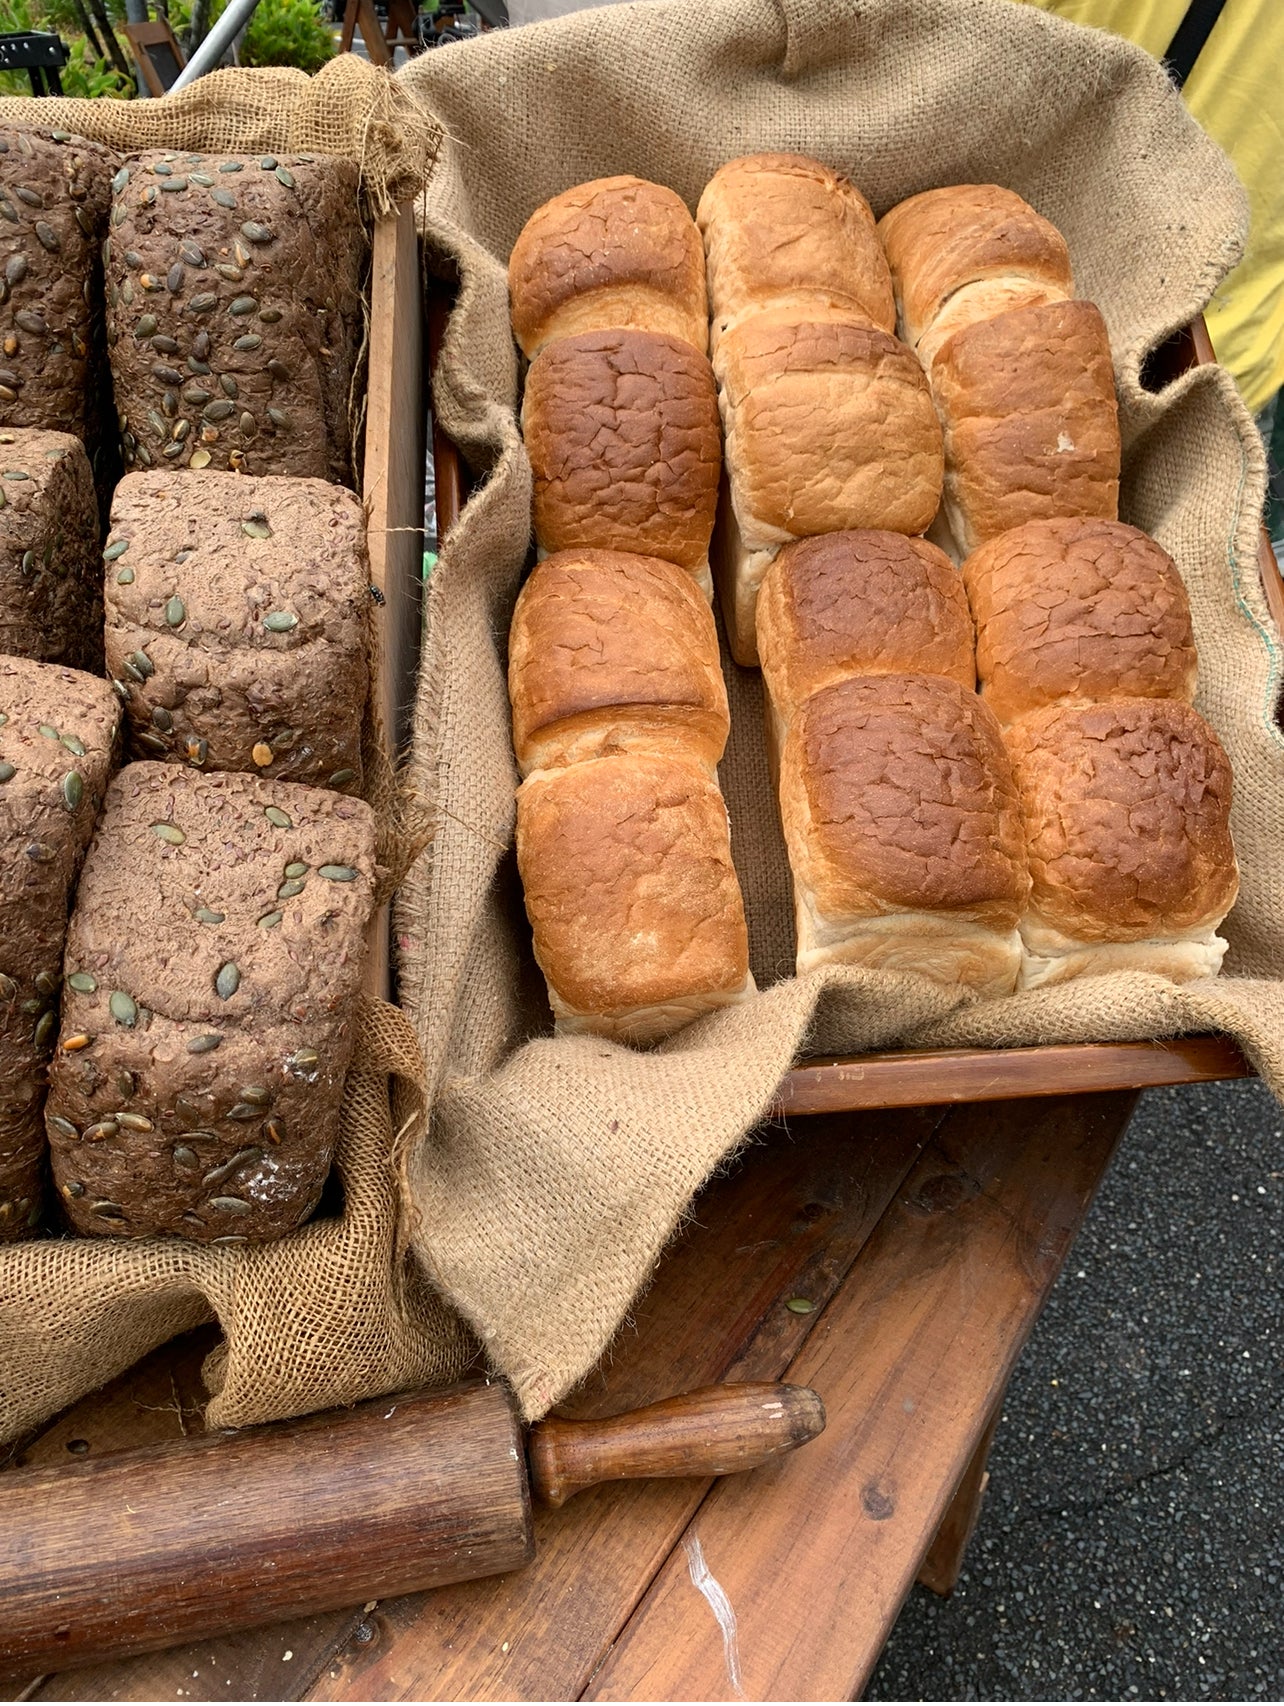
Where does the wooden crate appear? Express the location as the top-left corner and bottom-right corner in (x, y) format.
(363, 209), (426, 1000)
(429, 308), (1274, 1108)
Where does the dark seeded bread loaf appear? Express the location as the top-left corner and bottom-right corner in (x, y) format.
(103, 470), (368, 790)
(0, 656), (120, 1241)
(47, 764), (377, 1243)
(0, 126), (114, 450)
(105, 150), (366, 485)
(0, 428), (102, 670)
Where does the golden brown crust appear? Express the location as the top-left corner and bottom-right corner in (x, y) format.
(508, 176), (707, 358)
(758, 531), (975, 724)
(930, 299), (1121, 554)
(719, 312), (944, 542)
(877, 184), (1073, 348)
(1005, 699), (1238, 942)
(962, 518), (1197, 725)
(697, 153), (894, 350)
(780, 674), (1029, 927)
(515, 754), (750, 1022)
(522, 328), (721, 574)
(507, 549), (729, 775)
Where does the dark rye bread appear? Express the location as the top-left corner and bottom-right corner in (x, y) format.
(105, 150), (365, 486)
(0, 656), (120, 1241)
(103, 470), (368, 790)
(46, 765), (377, 1244)
(0, 125), (114, 449)
(0, 428), (102, 671)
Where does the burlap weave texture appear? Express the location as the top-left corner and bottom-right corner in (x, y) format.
(394, 0), (1284, 1419)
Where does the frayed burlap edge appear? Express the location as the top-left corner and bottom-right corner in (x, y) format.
(0, 55), (440, 219)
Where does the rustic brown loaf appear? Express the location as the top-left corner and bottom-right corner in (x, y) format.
(757, 530), (975, 741)
(714, 309), (944, 665)
(962, 517), (1197, 726)
(1005, 698), (1238, 988)
(0, 428), (102, 671)
(876, 183), (1073, 364)
(0, 656), (120, 1242)
(522, 327), (721, 589)
(46, 764), (377, 1243)
(778, 673), (1029, 996)
(508, 175), (707, 359)
(105, 150), (365, 485)
(103, 469), (368, 790)
(0, 125), (114, 452)
(515, 753), (752, 1044)
(929, 298), (1121, 555)
(508, 549), (728, 777)
(696, 154), (895, 357)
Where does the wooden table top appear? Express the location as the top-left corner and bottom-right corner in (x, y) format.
(2, 1086), (1139, 1703)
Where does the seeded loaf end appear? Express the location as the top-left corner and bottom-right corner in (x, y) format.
(103, 470), (368, 790)
(0, 656), (120, 1240)
(0, 427), (102, 670)
(0, 125), (114, 450)
(105, 150), (366, 485)
(47, 765), (378, 1243)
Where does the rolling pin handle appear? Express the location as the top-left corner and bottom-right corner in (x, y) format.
(526, 1381), (825, 1508)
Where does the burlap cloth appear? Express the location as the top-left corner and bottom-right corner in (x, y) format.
(393, 0), (1284, 1420)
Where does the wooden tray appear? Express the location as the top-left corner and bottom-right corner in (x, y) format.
(427, 302), (1274, 1109)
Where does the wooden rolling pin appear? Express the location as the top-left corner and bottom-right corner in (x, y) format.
(0, 1378), (823, 1674)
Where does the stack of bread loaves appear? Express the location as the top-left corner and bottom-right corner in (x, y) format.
(881, 186), (1238, 985)
(507, 180), (751, 1041)
(696, 155), (944, 666)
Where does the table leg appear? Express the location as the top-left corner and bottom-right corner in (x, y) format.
(916, 1395), (1003, 1597)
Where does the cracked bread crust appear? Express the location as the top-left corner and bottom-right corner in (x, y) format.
(0, 656), (120, 1240)
(877, 183), (1073, 349)
(930, 298), (1121, 555)
(523, 328), (720, 578)
(758, 530), (975, 728)
(1004, 699), (1238, 945)
(0, 428), (102, 671)
(962, 517), (1197, 725)
(103, 470), (367, 790)
(697, 153), (895, 353)
(46, 764), (376, 1243)
(515, 753), (750, 1038)
(105, 150), (365, 485)
(718, 311), (944, 545)
(508, 549), (728, 777)
(508, 175), (707, 358)
(780, 673), (1029, 930)
(0, 125), (115, 447)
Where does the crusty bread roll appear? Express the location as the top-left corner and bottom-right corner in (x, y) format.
(963, 517), (1197, 726)
(1006, 699), (1238, 988)
(516, 753), (753, 1043)
(715, 311), (944, 664)
(757, 530), (974, 752)
(930, 299), (1120, 556)
(778, 674), (1029, 995)
(877, 184), (1073, 364)
(509, 176), (707, 359)
(522, 328), (721, 593)
(696, 154), (895, 357)
(508, 549), (729, 776)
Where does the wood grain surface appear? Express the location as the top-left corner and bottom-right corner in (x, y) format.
(583, 1092), (1136, 1703)
(0, 1385), (531, 1676)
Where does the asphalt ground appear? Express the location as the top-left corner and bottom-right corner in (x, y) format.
(866, 1077), (1284, 1702)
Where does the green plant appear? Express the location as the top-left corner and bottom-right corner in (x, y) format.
(0, 0), (132, 99)
(239, 0), (334, 72)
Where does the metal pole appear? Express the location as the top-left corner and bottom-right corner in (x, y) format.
(168, 0), (263, 91)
